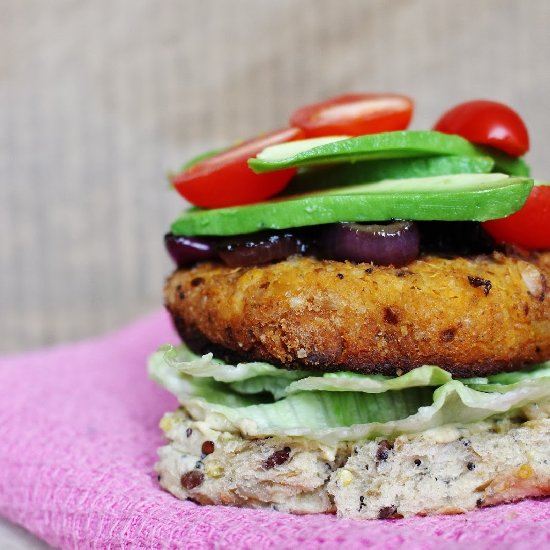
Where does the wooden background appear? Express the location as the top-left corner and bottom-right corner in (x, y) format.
(2, 0), (550, 353)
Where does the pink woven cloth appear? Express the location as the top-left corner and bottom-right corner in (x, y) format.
(0, 311), (549, 549)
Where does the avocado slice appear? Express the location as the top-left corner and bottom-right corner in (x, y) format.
(478, 146), (531, 176)
(248, 131), (484, 173)
(249, 131), (531, 177)
(283, 155), (495, 196)
(171, 173), (533, 237)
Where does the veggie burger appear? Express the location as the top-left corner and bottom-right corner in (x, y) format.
(149, 94), (550, 519)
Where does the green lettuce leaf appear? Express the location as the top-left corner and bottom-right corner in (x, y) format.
(158, 344), (310, 400)
(161, 344), (309, 384)
(169, 379), (550, 445)
(228, 376), (299, 400)
(149, 347), (550, 445)
(158, 345), (456, 398)
(467, 362), (550, 392)
(149, 349), (262, 407)
(287, 366), (453, 394)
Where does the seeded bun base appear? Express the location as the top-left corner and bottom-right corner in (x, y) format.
(156, 407), (550, 518)
(164, 252), (550, 377)
(156, 410), (345, 514)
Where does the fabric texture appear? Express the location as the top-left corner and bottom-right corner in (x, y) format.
(0, 311), (548, 549)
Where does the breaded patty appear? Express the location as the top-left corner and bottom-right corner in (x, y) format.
(164, 252), (550, 376)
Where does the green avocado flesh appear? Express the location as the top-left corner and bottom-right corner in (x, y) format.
(283, 155), (495, 195)
(249, 131), (485, 173)
(249, 131), (529, 178)
(171, 173), (533, 237)
(480, 147), (531, 177)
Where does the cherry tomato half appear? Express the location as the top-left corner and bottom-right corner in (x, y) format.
(290, 93), (414, 138)
(434, 100), (529, 157)
(172, 127), (304, 208)
(482, 185), (550, 249)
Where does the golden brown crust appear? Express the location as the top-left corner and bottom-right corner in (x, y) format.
(164, 252), (550, 376)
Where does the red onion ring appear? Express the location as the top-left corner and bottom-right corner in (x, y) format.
(164, 233), (218, 267)
(320, 221), (420, 266)
(217, 230), (309, 267)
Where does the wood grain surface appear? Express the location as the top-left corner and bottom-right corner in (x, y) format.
(1, 0), (549, 353)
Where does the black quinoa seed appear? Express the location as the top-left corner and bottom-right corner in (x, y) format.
(376, 440), (394, 461)
(186, 427), (193, 438)
(414, 459), (421, 466)
(377, 449), (389, 461)
(337, 273), (344, 279)
(467, 462), (476, 471)
(467, 275), (492, 296)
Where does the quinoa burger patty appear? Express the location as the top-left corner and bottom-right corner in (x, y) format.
(156, 408), (550, 518)
(164, 251), (550, 377)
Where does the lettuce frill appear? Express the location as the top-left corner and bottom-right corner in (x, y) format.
(149, 345), (550, 445)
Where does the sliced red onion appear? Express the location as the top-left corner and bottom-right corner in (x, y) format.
(217, 230), (309, 267)
(320, 221), (420, 266)
(164, 233), (218, 267)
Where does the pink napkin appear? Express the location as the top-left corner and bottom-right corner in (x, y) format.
(0, 311), (548, 549)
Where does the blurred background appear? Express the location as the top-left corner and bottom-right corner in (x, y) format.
(2, 0), (550, 353)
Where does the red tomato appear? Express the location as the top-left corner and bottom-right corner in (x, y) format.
(482, 185), (550, 249)
(172, 127), (304, 208)
(290, 93), (414, 138)
(434, 100), (529, 157)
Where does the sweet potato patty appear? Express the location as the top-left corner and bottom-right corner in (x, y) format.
(164, 252), (550, 376)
